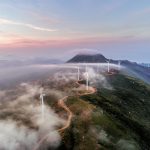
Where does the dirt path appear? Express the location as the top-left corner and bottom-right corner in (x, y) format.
(33, 79), (96, 150)
(57, 96), (73, 132)
(76, 80), (97, 96)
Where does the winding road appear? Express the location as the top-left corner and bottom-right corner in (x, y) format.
(33, 79), (96, 150)
(57, 96), (73, 132)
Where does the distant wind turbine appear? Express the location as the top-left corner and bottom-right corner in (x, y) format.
(77, 66), (80, 81)
(85, 65), (89, 91)
(106, 60), (110, 73)
(86, 71), (89, 91)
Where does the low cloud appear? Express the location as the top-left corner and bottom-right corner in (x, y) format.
(0, 63), (121, 149)
(0, 83), (65, 150)
(82, 66), (113, 89)
(0, 120), (38, 150)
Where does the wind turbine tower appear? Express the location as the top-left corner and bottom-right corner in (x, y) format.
(40, 93), (46, 120)
(86, 71), (89, 91)
(107, 60), (110, 73)
(84, 63), (89, 90)
(77, 66), (80, 81)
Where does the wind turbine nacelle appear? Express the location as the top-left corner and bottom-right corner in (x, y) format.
(40, 94), (46, 98)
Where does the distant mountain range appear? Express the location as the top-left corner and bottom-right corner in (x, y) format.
(139, 63), (150, 68)
(67, 54), (150, 83)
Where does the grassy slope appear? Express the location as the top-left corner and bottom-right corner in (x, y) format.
(58, 73), (150, 150)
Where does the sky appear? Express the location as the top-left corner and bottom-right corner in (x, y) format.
(0, 0), (150, 62)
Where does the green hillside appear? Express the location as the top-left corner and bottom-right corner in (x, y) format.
(58, 73), (150, 150)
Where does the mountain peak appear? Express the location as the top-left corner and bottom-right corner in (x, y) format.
(67, 53), (108, 63)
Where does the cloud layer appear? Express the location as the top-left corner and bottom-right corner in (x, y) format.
(0, 82), (65, 150)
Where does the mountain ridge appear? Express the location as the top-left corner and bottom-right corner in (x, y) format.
(67, 53), (108, 63)
(67, 53), (138, 65)
(67, 53), (150, 84)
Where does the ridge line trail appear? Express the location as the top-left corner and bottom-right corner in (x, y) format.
(33, 79), (96, 150)
(57, 96), (72, 132)
(76, 79), (97, 96)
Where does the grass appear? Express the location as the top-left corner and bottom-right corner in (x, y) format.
(57, 73), (150, 150)
(60, 96), (99, 150)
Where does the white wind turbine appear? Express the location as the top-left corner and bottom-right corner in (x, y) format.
(77, 66), (80, 81)
(106, 60), (110, 73)
(86, 72), (89, 91)
(40, 93), (46, 120)
(85, 64), (89, 91)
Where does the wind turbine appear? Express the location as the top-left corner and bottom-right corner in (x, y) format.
(40, 93), (46, 120)
(86, 71), (89, 91)
(83, 63), (89, 90)
(77, 66), (80, 81)
(106, 60), (110, 73)
(85, 65), (89, 90)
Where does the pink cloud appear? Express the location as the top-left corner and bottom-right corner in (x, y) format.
(0, 35), (137, 49)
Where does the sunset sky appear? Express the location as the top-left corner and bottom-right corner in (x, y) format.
(0, 0), (150, 62)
